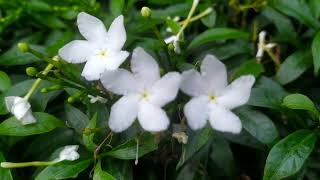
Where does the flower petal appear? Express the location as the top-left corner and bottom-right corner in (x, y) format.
(216, 75), (255, 109)
(105, 51), (129, 70)
(149, 72), (181, 107)
(208, 104), (242, 134)
(10, 97), (30, 120)
(180, 69), (206, 97)
(184, 96), (209, 130)
(58, 145), (80, 161)
(108, 95), (139, 132)
(58, 40), (94, 63)
(20, 110), (37, 125)
(5, 96), (16, 112)
(81, 57), (106, 81)
(201, 55), (228, 94)
(106, 15), (126, 51)
(138, 102), (170, 132)
(77, 12), (108, 42)
(131, 47), (160, 87)
(101, 69), (141, 95)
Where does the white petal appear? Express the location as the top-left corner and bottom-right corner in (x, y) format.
(184, 96), (209, 130)
(81, 57), (106, 81)
(149, 72), (181, 107)
(20, 110), (37, 125)
(131, 47), (160, 87)
(5, 96), (17, 112)
(105, 51), (129, 70)
(101, 69), (141, 95)
(106, 15), (127, 51)
(208, 104), (242, 134)
(164, 36), (176, 44)
(10, 97), (31, 120)
(77, 12), (108, 42)
(108, 95), (139, 132)
(216, 75), (255, 109)
(58, 145), (80, 161)
(201, 55), (228, 93)
(138, 102), (169, 132)
(180, 69), (206, 97)
(58, 40), (94, 63)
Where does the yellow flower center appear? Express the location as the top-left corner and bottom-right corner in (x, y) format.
(209, 95), (216, 103)
(98, 50), (108, 59)
(140, 90), (150, 101)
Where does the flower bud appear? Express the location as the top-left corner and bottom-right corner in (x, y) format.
(67, 97), (76, 103)
(18, 42), (29, 53)
(26, 67), (38, 77)
(168, 43), (175, 51)
(141, 7), (151, 18)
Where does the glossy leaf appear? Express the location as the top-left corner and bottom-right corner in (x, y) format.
(0, 112), (65, 136)
(0, 71), (11, 92)
(83, 113), (97, 151)
(232, 60), (264, 79)
(282, 93), (319, 116)
(312, 31), (320, 75)
(64, 104), (89, 134)
(93, 160), (116, 180)
(263, 130), (316, 180)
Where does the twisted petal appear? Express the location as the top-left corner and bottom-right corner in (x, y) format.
(108, 95), (139, 132)
(58, 40), (94, 63)
(58, 145), (80, 161)
(201, 55), (228, 93)
(208, 104), (242, 134)
(106, 15), (127, 51)
(149, 72), (181, 107)
(77, 12), (108, 43)
(217, 75), (255, 109)
(101, 69), (141, 95)
(180, 69), (206, 97)
(131, 47), (160, 87)
(184, 96), (209, 130)
(20, 110), (37, 125)
(5, 96), (36, 125)
(138, 102), (170, 132)
(105, 51), (129, 70)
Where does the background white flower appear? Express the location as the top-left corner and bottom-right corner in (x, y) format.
(57, 145), (80, 162)
(5, 96), (36, 125)
(101, 47), (181, 132)
(180, 55), (255, 133)
(59, 12), (129, 81)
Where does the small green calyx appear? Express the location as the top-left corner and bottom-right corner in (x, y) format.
(141, 7), (151, 18)
(18, 42), (29, 53)
(26, 67), (38, 76)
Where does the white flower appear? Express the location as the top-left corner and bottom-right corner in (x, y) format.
(57, 145), (80, 162)
(180, 55), (255, 133)
(59, 12), (129, 81)
(88, 95), (107, 103)
(165, 35), (181, 54)
(256, 31), (276, 60)
(101, 47), (181, 132)
(5, 96), (36, 125)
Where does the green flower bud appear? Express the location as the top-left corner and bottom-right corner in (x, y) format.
(26, 67), (38, 76)
(67, 97), (76, 103)
(168, 43), (175, 51)
(141, 7), (151, 18)
(17, 42), (29, 53)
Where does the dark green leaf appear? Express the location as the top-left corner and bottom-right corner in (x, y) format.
(152, 3), (189, 19)
(110, 0), (125, 17)
(93, 160), (116, 180)
(0, 45), (43, 66)
(235, 106), (279, 145)
(0, 112), (65, 136)
(232, 60), (264, 80)
(263, 130), (316, 180)
(276, 51), (312, 85)
(0, 71), (11, 92)
(188, 28), (249, 49)
(35, 159), (92, 180)
(0, 152), (13, 180)
(309, 0), (320, 19)
(83, 113), (97, 151)
(201, 9), (216, 28)
(282, 93), (319, 116)
(65, 104), (89, 134)
(312, 31), (320, 75)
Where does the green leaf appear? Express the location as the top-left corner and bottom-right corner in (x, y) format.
(152, 3), (189, 19)
(201, 9), (216, 28)
(269, 0), (320, 29)
(0, 45), (43, 66)
(188, 28), (249, 49)
(0, 71), (11, 92)
(309, 0), (320, 19)
(166, 18), (181, 34)
(312, 31), (320, 75)
(282, 93), (319, 116)
(235, 107), (279, 146)
(93, 160), (116, 180)
(83, 113), (97, 151)
(176, 127), (213, 169)
(248, 76), (288, 109)
(0, 152), (13, 180)
(263, 130), (317, 180)
(102, 134), (157, 160)
(35, 159), (92, 180)
(65, 104), (89, 134)
(276, 51), (312, 85)
(232, 60), (264, 80)
(0, 112), (65, 136)
(110, 0), (125, 17)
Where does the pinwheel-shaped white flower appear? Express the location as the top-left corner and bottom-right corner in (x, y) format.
(101, 47), (181, 132)
(5, 96), (36, 125)
(180, 55), (255, 133)
(57, 145), (80, 162)
(59, 12), (129, 81)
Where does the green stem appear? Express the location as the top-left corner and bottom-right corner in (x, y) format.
(266, 49), (280, 70)
(179, 7), (213, 25)
(176, 0), (199, 39)
(24, 64), (54, 100)
(28, 48), (59, 67)
(1, 160), (58, 168)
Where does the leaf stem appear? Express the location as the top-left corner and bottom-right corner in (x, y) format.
(1, 160), (58, 168)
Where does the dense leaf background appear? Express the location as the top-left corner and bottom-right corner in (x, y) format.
(1, 0), (320, 179)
